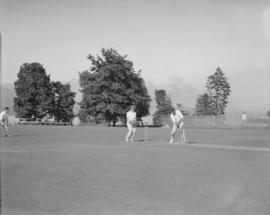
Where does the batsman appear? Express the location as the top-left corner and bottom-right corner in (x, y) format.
(170, 105), (186, 144)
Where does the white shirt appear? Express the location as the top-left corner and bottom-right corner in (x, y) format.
(126, 110), (136, 123)
(0, 111), (8, 121)
(170, 110), (184, 124)
(242, 113), (247, 121)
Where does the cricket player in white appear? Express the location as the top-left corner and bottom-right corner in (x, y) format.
(125, 105), (136, 143)
(0, 107), (10, 137)
(170, 106), (185, 144)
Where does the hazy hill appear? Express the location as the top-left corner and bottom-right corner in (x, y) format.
(146, 77), (199, 114)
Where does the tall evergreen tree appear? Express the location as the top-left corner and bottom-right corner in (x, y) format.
(79, 48), (151, 126)
(51, 81), (76, 122)
(206, 67), (231, 115)
(14, 63), (53, 119)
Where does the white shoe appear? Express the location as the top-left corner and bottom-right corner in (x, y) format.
(125, 137), (129, 142)
(169, 139), (173, 144)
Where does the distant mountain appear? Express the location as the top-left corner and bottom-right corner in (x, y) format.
(146, 77), (199, 114)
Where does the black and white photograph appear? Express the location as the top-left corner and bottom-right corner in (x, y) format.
(1, 0), (270, 214)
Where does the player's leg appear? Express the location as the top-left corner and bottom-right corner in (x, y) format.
(1, 122), (9, 136)
(125, 123), (132, 142)
(130, 127), (136, 142)
(170, 124), (176, 144)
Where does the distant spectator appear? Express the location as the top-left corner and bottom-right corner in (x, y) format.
(241, 112), (247, 127)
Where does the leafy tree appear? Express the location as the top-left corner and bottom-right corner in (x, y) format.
(206, 67), (231, 115)
(133, 85), (151, 126)
(77, 109), (88, 123)
(79, 48), (151, 126)
(51, 81), (76, 122)
(14, 63), (53, 119)
(195, 93), (213, 115)
(153, 89), (174, 125)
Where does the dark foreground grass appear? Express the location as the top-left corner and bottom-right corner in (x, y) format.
(1, 126), (270, 215)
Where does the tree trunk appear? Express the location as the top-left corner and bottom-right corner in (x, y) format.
(57, 101), (60, 122)
(139, 117), (144, 127)
(112, 116), (117, 127)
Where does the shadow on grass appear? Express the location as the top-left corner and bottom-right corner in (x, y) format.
(6, 134), (39, 137)
(136, 138), (168, 142)
(136, 139), (156, 142)
(187, 141), (199, 144)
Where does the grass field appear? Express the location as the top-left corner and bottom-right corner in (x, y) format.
(1, 126), (270, 215)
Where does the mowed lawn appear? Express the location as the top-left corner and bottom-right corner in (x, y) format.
(1, 126), (270, 215)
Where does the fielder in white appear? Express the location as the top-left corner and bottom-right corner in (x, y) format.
(0, 107), (10, 137)
(170, 106), (186, 144)
(125, 105), (136, 143)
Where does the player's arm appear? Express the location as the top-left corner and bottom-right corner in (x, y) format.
(179, 111), (184, 122)
(179, 112), (185, 129)
(170, 114), (176, 124)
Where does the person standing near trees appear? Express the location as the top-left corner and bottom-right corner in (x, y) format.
(125, 105), (136, 143)
(0, 107), (10, 137)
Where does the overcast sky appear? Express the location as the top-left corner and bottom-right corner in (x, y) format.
(1, 0), (270, 112)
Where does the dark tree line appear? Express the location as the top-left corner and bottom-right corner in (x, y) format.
(13, 55), (232, 126)
(14, 63), (76, 122)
